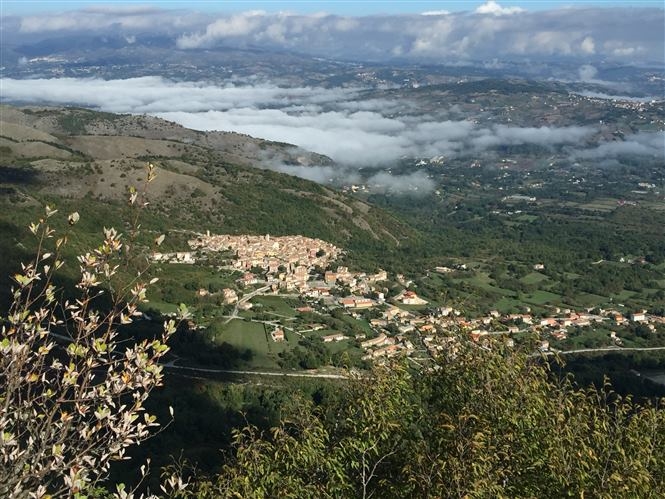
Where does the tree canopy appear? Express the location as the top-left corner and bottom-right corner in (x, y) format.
(185, 341), (665, 498)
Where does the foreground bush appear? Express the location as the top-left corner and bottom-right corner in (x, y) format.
(0, 166), (185, 497)
(187, 342), (665, 498)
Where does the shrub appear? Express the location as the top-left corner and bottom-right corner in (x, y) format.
(0, 165), (188, 497)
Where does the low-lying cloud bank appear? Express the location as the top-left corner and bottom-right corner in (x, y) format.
(574, 131), (665, 159)
(273, 165), (435, 195)
(0, 77), (596, 167)
(1, 76), (661, 193)
(3, 2), (663, 63)
(0, 76), (357, 114)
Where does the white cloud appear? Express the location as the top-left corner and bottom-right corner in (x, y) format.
(334, 17), (360, 31)
(578, 64), (598, 82)
(475, 1), (525, 16)
(19, 8), (202, 33)
(366, 171), (435, 194)
(80, 5), (162, 15)
(8, 7), (663, 63)
(574, 91), (658, 102)
(0, 77), (601, 173)
(177, 12), (264, 48)
(421, 10), (450, 16)
(0, 77), (359, 114)
(580, 36), (595, 54)
(574, 132), (665, 159)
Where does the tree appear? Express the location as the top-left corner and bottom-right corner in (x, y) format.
(0, 165), (187, 497)
(185, 337), (665, 498)
(188, 364), (421, 499)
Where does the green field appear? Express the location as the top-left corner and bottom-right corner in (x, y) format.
(458, 273), (518, 297)
(210, 319), (294, 369)
(578, 198), (619, 212)
(494, 296), (528, 313)
(522, 290), (562, 305)
(520, 272), (548, 285)
(252, 295), (298, 317)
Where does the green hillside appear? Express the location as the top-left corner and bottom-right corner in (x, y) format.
(0, 105), (416, 294)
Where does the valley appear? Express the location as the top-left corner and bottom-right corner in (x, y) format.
(2, 2), (665, 495)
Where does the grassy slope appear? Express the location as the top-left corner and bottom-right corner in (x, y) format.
(0, 105), (416, 282)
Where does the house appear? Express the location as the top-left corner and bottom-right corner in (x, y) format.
(174, 252), (194, 264)
(271, 328), (285, 342)
(438, 307), (454, 317)
(324, 271), (337, 284)
(294, 265), (308, 280)
(630, 310), (647, 322)
(551, 330), (567, 341)
(400, 290), (428, 306)
(151, 252), (169, 262)
(361, 333), (389, 349)
(366, 344), (401, 359)
(370, 270), (388, 282)
(239, 273), (259, 287)
(151, 251), (195, 264)
(385, 306), (404, 320)
(221, 288), (238, 304)
(353, 298), (374, 309)
(322, 333), (345, 343)
(340, 297), (357, 308)
(470, 330), (488, 343)
(340, 296), (374, 309)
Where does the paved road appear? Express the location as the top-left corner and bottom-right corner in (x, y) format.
(224, 284), (273, 324)
(162, 360), (347, 379)
(540, 346), (665, 356)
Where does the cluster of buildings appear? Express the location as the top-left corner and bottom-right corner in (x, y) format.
(188, 232), (341, 273)
(312, 291), (665, 362)
(151, 251), (195, 264)
(160, 232), (665, 366)
(414, 306), (665, 358)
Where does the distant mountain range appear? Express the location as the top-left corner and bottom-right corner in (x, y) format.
(2, 39), (663, 98)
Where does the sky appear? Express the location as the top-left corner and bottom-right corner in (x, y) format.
(2, 0), (664, 16)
